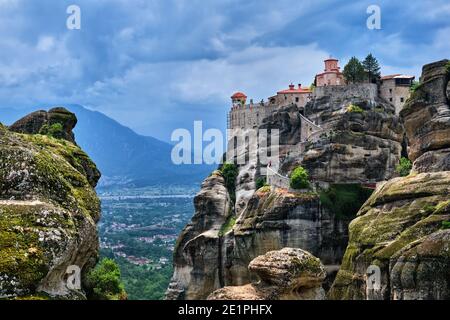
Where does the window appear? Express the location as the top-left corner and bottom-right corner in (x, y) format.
(295, 97), (299, 103)
(389, 89), (393, 94)
(400, 97), (405, 103)
(389, 98), (393, 102)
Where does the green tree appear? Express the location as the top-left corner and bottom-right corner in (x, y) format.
(362, 54), (381, 83)
(290, 166), (310, 190)
(343, 57), (366, 84)
(220, 163), (239, 202)
(86, 258), (127, 300)
(396, 157), (412, 177)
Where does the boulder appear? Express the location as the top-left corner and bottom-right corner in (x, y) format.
(9, 107), (78, 144)
(208, 248), (326, 300)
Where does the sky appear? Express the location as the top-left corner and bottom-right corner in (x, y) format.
(0, 0), (449, 141)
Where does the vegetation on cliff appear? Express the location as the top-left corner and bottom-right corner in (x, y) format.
(86, 258), (127, 300)
(395, 157), (412, 177)
(0, 108), (103, 300)
(319, 184), (373, 219)
(289, 166), (310, 189)
(219, 163), (238, 203)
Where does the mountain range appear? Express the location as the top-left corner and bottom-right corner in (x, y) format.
(0, 105), (213, 188)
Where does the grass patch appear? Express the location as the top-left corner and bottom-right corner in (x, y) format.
(219, 215), (237, 236)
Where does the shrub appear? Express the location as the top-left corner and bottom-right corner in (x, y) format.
(346, 104), (364, 113)
(255, 177), (268, 190)
(442, 221), (450, 230)
(86, 258), (127, 300)
(396, 157), (412, 177)
(446, 61), (450, 73)
(320, 184), (374, 219)
(220, 162), (239, 202)
(290, 166), (310, 190)
(39, 123), (65, 139)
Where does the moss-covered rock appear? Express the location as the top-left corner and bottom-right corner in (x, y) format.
(0, 111), (101, 299)
(328, 172), (450, 300)
(9, 107), (78, 144)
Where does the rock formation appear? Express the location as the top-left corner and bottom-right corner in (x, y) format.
(208, 248), (326, 300)
(0, 108), (101, 299)
(401, 60), (450, 173)
(301, 84), (404, 183)
(9, 107), (78, 144)
(167, 81), (405, 299)
(329, 60), (450, 300)
(165, 171), (232, 300)
(225, 188), (348, 288)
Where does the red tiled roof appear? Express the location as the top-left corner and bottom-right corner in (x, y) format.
(277, 84), (312, 94)
(231, 92), (247, 99)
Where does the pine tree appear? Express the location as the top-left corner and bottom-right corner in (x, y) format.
(343, 57), (365, 84)
(362, 53), (381, 83)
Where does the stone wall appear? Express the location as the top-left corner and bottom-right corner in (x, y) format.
(228, 102), (278, 129)
(314, 83), (378, 101)
(379, 79), (411, 115)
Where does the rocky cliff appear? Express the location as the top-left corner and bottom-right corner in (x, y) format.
(0, 108), (101, 299)
(300, 84), (403, 183)
(165, 171), (232, 300)
(167, 78), (406, 299)
(329, 60), (450, 300)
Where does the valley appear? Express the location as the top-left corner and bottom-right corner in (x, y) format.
(97, 185), (197, 300)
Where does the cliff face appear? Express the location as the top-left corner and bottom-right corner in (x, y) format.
(401, 60), (450, 173)
(225, 189), (349, 287)
(167, 81), (405, 299)
(166, 171), (232, 300)
(0, 108), (101, 299)
(301, 84), (404, 183)
(329, 60), (450, 300)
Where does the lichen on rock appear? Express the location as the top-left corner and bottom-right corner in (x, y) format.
(0, 108), (101, 299)
(329, 59), (450, 300)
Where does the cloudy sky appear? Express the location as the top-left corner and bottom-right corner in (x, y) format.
(0, 0), (449, 141)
